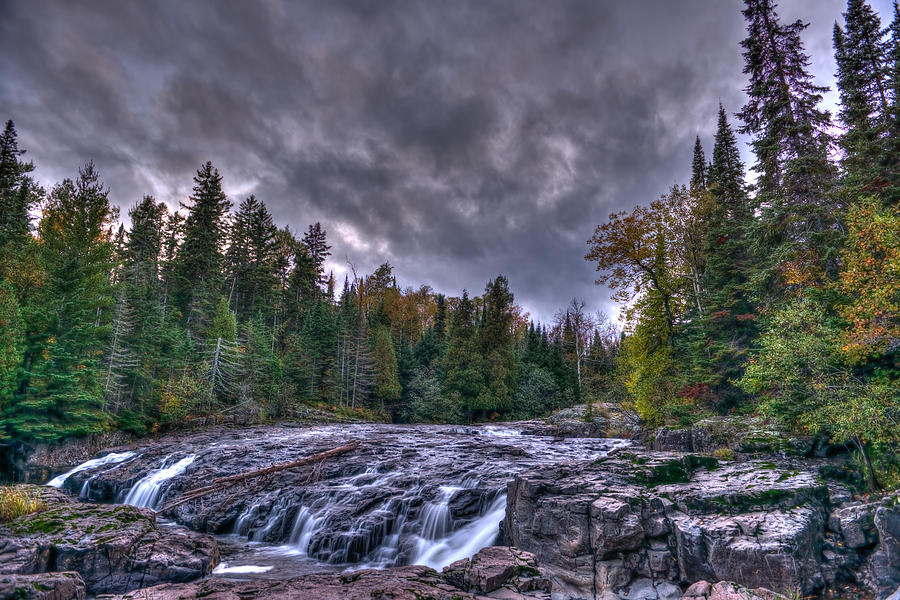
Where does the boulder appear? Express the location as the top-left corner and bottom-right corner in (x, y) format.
(0, 572), (86, 600)
(443, 546), (550, 595)
(829, 502), (879, 549)
(652, 427), (693, 452)
(673, 509), (824, 593)
(590, 496), (644, 558)
(682, 580), (788, 600)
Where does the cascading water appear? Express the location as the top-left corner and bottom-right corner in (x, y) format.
(46, 450), (137, 488)
(418, 486), (458, 542)
(411, 493), (508, 569)
(51, 423), (630, 578)
(124, 454), (195, 509)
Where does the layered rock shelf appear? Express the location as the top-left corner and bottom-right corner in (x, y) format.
(503, 448), (899, 600)
(103, 546), (552, 600)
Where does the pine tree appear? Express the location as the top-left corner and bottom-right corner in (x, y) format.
(284, 243), (319, 334)
(7, 164), (116, 441)
(475, 276), (518, 415)
(288, 299), (336, 402)
(102, 285), (138, 414)
(414, 326), (446, 370)
(117, 197), (169, 409)
(0, 282), (24, 415)
(225, 195), (279, 319)
(691, 136), (707, 190)
(834, 0), (891, 194)
(443, 291), (485, 422)
(173, 162), (232, 337)
(372, 324), (401, 409)
(238, 317), (282, 415)
(0, 121), (37, 247)
(738, 0), (837, 299)
(681, 106), (756, 410)
(335, 283), (373, 408)
(885, 2), (900, 202)
(434, 294), (448, 342)
(159, 210), (183, 320)
(302, 222), (331, 292)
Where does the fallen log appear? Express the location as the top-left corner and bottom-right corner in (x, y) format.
(159, 440), (360, 513)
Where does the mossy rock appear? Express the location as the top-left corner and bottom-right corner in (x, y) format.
(634, 454), (719, 487)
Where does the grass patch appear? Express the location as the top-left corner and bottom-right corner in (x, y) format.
(712, 447), (736, 461)
(0, 486), (48, 523)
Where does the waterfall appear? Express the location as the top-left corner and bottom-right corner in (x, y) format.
(46, 451), (137, 488)
(124, 454), (195, 509)
(411, 493), (507, 569)
(418, 486), (459, 541)
(288, 506), (324, 554)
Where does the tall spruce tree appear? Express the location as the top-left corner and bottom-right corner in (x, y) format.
(0, 121), (36, 247)
(225, 195), (279, 319)
(288, 299), (336, 402)
(173, 161), (231, 336)
(443, 291), (484, 422)
(372, 324), (402, 410)
(691, 136), (707, 190)
(834, 0), (891, 194)
(681, 106), (756, 410)
(7, 164), (116, 441)
(738, 0), (837, 299)
(0, 282), (24, 416)
(434, 294), (448, 342)
(302, 222), (331, 292)
(203, 296), (240, 410)
(475, 276), (517, 415)
(118, 197), (175, 420)
(884, 2), (900, 202)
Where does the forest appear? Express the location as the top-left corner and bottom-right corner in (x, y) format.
(0, 0), (897, 486)
(0, 126), (617, 441)
(586, 0), (900, 488)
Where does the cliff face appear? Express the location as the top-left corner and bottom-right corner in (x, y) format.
(503, 449), (899, 600)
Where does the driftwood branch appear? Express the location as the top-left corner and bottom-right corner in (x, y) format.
(159, 440), (360, 513)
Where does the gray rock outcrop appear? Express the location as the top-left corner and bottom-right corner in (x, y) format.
(0, 486), (218, 596)
(503, 450), (842, 599)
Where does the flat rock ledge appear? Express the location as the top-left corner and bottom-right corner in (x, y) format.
(0, 486), (218, 597)
(503, 448), (900, 600)
(100, 546), (553, 600)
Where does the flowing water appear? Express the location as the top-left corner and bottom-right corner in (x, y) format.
(46, 423), (628, 578)
(123, 454), (196, 509)
(46, 450), (137, 488)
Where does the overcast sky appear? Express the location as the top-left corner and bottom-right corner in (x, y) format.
(1, 0), (895, 323)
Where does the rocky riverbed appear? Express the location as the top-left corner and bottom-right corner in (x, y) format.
(2, 420), (898, 599)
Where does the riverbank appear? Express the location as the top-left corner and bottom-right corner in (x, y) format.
(3, 421), (898, 600)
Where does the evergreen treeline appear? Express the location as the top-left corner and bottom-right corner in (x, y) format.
(0, 127), (619, 444)
(587, 0), (900, 488)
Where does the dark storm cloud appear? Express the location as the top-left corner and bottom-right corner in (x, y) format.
(0, 0), (881, 322)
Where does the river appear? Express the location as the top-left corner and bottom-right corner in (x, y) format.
(47, 423), (628, 579)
